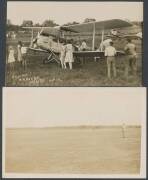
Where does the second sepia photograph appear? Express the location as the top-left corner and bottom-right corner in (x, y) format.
(6, 1), (143, 87)
(2, 87), (146, 178)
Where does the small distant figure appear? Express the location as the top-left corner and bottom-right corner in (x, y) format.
(110, 29), (118, 36)
(8, 46), (16, 72)
(12, 32), (16, 39)
(64, 39), (74, 70)
(21, 44), (28, 70)
(105, 41), (117, 79)
(60, 40), (66, 69)
(14, 33), (16, 39)
(6, 33), (9, 38)
(79, 40), (89, 64)
(124, 39), (137, 78)
(80, 40), (88, 51)
(74, 41), (81, 51)
(17, 41), (22, 63)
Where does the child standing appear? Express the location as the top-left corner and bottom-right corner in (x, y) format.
(64, 39), (74, 70)
(60, 41), (66, 69)
(8, 46), (16, 72)
(17, 41), (22, 62)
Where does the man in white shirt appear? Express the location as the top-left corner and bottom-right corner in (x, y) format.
(99, 38), (112, 51)
(110, 29), (118, 36)
(105, 41), (117, 79)
(21, 44), (28, 70)
(80, 40), (88, 64)
(80, 40), (87, 51)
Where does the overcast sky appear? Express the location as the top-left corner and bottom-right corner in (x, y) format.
(3, 87), (146, 128)
(7, 1), (143, 25)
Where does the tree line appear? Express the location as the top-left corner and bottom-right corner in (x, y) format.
(7, 18), (96, 29)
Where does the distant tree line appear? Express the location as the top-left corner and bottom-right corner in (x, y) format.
(21, 19), (59, 27)
(7, 19), (21, 31)
(7, 17), (97, 28)
(7, 18), (59, 29)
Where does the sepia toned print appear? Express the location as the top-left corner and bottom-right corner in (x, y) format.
(6, 1), (143, 86)
(3, 87), (146, 178)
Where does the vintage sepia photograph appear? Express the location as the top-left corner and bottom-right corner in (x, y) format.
(1, 0), (147, 179)
(2, 87), (146, 178)
(6, 1), (143, 86)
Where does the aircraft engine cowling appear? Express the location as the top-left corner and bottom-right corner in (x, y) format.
(37, 35), (62, 53)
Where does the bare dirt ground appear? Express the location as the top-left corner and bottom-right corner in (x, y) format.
(5, 126), (141, 174)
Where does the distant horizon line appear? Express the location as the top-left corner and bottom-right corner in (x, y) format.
(6, 125), (141, 129)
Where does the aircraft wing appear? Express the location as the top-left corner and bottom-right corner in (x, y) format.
(122, 34), (142, 40)
(22, 26), (60, 30)
(28, 47), (49, 53)
(73, 51), (104, 58)
(27, 48), (124, 57)
(28, 48), (125, 56)
(23, 26), (78, 33)
(106, 33), (142, 40)
(61, 19), (133, 33)
(73, 50), (125, 58)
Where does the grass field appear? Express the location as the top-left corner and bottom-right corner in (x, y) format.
(5, 54), (142, 87)
(5, 126), (141, 174)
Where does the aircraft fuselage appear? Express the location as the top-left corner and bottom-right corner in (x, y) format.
(35, 34), (62, 53)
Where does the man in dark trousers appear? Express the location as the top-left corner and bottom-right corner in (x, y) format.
(124, 39), (137, 78)
(105, 41), (117, 79)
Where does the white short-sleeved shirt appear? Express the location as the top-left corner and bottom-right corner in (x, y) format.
(101, 39), (112, 48)
(80, 41), (87, 50)
(105, 46), (116, 57)
(8, 49), (15, 63)
(21, 47), (27, 54)
(111, 29), (117, 36)
(136, 32), (142, 39)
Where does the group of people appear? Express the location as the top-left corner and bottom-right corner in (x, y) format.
(6, 31), (17, 39)
(60, 39), (90, 70)
(7, 41), (27, 72)
(104, 38), (137, 79)
(59, 37), (138, 79)
(7, 37), (138, 80)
